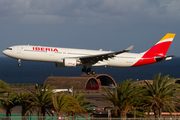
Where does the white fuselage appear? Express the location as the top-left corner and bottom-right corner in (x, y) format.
(2, 33), (175, 75)
(3, 45), (143, 67)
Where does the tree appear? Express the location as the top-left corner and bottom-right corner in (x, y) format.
(0, 92), (19, 117)
(143, 73), (180, 118)
(71, 91), (92, 118)
(52, 93), (84, 117)
(29, 85), (55, 118)
(18, 91), (32, 117)
(0, 80), (10, 94)
(72, 91), (92, 111)
(101, 79), (144, 119)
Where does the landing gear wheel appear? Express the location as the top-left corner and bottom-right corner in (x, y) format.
(86, 71), (91, 75)
(18, 59), (21, 67)
(18, 63), (21, 67)
(82, 66), (96, 75)
(91, 71), (96, 75)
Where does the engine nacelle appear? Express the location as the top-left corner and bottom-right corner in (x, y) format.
(63, 58), (77, 67)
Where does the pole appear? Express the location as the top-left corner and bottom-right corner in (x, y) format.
(134, 107), (136, 120)
(71, 86), (73, 97)
(108, 109), (111, 120)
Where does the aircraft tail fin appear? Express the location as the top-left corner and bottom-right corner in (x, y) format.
(132, 33), (176, 67)
(143, 33), (175, 58)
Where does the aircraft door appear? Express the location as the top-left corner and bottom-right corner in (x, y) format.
(17, 47), (23, 54)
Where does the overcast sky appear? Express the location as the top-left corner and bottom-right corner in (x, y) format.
(0, 0), (180, 57)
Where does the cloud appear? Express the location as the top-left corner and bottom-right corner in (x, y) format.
(0, 0), (180, 25)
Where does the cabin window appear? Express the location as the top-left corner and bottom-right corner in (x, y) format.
(7, 48), (12, 50)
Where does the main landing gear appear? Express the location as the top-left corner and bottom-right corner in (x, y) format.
(18, 59), (21, 67)
(82, 66), (96, 75)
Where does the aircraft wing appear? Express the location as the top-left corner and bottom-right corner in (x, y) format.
(78, 45), (133, 64)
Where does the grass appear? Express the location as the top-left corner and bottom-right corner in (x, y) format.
(10, 83), (34, 86)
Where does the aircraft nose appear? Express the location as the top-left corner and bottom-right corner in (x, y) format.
(2, 50), (7, 55)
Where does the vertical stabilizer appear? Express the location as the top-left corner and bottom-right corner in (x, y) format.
(144, 33), (175, 57)
(133, 33), (175, 67)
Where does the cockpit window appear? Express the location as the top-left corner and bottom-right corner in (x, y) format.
(7, 48), (12, 50)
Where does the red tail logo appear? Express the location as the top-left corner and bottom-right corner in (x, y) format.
(133, 33), (175, 66)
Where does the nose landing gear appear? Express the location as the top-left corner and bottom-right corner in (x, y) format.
(82, 66), (96, 75)
(18, 59), (21, 67)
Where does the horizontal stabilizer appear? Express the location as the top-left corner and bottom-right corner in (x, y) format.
(155, 55), (177, 62)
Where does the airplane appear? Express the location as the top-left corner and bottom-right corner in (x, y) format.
(2, 33), (176, 75)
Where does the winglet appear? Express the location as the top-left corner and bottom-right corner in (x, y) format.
(114, 45), (133, 55)
(125, 45), (133, 51)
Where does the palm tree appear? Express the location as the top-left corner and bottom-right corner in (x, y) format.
(101, 79), (145, 119)
(18, 91), (32, 117)
(72, 91), (92, 111)
(52, 93), (84, 117)
(29, 85), (55, 118)
(142, 73), (180, 118)
(70, 91), (92, 119)
(0, 92), (19, 117)
(0, 80), (10, 94)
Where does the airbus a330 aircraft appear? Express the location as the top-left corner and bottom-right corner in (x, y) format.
(2, 33), (176, 75)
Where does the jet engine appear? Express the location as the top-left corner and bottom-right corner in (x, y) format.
(63, 58), (78, 67)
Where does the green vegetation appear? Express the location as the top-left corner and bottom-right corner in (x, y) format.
(0, 73), (180, 119)
(10, 83), (34, 86)
(100, 73), (180, 119)
(142, 73), (180, 118)
(71, 91), (93, 119)
(0, 92), (19, 116)
(18, 91), (32, 116)
(0, 81), (92, 119)
(53, 93), (81, 116)
(29, 85), (55, 117)
(0, 80), (10, 94)
(100, 79), (145, 118)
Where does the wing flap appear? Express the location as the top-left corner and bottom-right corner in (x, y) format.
(79, 45), (133, 65)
